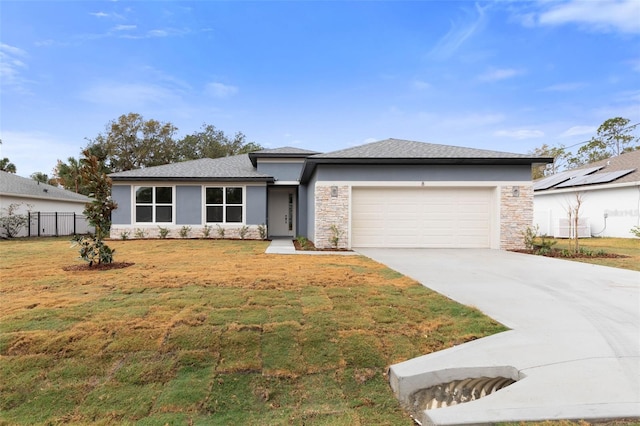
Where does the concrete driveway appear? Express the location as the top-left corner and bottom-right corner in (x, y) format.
(357, 248), (640, 425)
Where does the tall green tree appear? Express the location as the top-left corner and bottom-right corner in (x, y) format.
(568, 117), (639, 167)
(529, 144), (570, 179)
(30, 172), (50, 184)
(86, 113), (179, 172)
(178, 124), (262, 160)
(0, 158), (16, 173)
(54, 157), (84, 194)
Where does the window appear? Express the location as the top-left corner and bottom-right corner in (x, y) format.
(135, 186), (173, 223)
(206, 187), (243, 223)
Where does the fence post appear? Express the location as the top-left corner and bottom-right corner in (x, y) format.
(37, 212), (41, 237)
(55, 212), (59, 237)
(28, 212), (31, 237)
(73, 213), (77, 235)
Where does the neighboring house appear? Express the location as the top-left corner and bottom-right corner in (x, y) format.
(0, 171), (93, 237)
(533, 150), (640, 238)
(109, 138), (551, 250)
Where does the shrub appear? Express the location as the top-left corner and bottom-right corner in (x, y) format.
(631, 226), (640, 238)
(257, 224), (267, 240)
(239, 225), (249, 240)
(158, 226), (170, 239)
(119, 230), (130, 240)
(72, 234), (115, 266)
(329, 224), (343, 249)
(296, 235), (313, 250)
(0, 203), (29, 238)
(202, 224), (212, 238)
(179, 226), (192, 238)
(521, 225), (539, 251)
(135, 228), (147, 239)
(216, 224), (225, 239)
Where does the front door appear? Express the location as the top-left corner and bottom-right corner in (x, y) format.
(268, 188), (296, 237)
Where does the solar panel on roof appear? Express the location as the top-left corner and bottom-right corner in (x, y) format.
(555, 168), (635, 188)
(533, 166), (603, 190)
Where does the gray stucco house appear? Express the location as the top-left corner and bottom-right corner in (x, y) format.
(109, 138), (551, 249)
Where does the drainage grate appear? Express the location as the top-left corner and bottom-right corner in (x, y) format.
(408, 376), (516, 411)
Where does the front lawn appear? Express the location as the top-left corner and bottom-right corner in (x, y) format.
(0, 238), (506, 425)
(545, 238), (640, 272)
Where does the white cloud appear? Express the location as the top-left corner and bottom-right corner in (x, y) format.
(205, 82), (238, 98)
(412, 80), (431, 90)
(0, 43), (29, 92)
(541, 82), (586, 92)
(78, 82), (178, 108)
(538, 0), (640, 34)
(429, 3), (489, 60)
(478, 68), (524, 82)
(147, 29), (168, 38)
(494, 129), (545, 139)
(90, 11), (110, 18)
(113, 24), (136, 31)
(560, 126), (596, 138)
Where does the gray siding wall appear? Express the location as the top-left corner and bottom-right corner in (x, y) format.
(176, 186), (202, 225)
(246, 186), (267, 225)
(304, 174), (317, 241)
(257, 162), (304, 182)
(112, 185), (131, 225)
(297, 186), (308, 237)
(315, 164), (531, 182)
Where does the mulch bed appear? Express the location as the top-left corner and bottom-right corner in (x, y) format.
(512, 249), (628, 259)
(62, 262), (135, 272)
(292, 240), (352, 252)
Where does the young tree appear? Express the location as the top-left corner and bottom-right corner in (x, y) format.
(0, 203), (31, 238)
(72, 149), (118, 266)
(568, 117), (639, 167)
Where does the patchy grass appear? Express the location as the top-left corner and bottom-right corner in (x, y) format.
(0, 238), (507, 425)
(550, 238), (640, 271)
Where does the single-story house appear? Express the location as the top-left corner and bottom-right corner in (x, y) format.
(109, 138), (551, 250)
(533, 150), (639, 238)
(0, 170), (93, 237)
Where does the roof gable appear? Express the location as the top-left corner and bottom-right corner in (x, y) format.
(0, 171), (91, 203)
(248, 146), (320, 166)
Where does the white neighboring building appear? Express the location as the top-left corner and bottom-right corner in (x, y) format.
(533, 150), (640, 239)
(0, 171), (93, 237)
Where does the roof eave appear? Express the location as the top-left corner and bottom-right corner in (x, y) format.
(110, 176), (274, 183)
(248, 152), (319, 167)
(300, 157), (552, 183)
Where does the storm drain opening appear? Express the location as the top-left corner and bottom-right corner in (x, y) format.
(408, 375), (517, 412)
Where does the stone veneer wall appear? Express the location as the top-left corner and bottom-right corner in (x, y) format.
(500, 184), (533, 250)
(109, 225), (265, 240)
(314, 184), (350, 249)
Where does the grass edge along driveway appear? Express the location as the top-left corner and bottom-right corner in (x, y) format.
(0, 238), (507, 425)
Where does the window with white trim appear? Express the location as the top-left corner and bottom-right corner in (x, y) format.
(135, 186), (173, 223)
(205, 187), (243, 223)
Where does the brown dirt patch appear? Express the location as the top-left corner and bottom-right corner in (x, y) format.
(512, 249), (628, 259)
(62, 262), (135, 272)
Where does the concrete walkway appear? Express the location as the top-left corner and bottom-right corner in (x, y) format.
(357, 248), (640, 425)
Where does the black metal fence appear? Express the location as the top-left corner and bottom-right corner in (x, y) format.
(27, 212), (94, 237)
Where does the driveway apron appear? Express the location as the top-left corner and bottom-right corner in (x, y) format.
(357, 248), (640, 425)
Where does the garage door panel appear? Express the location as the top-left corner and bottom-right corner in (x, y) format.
(352, 187), (493, 248)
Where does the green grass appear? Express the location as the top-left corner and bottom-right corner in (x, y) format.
(544, 237), (640, 271)
(0, 238), (508, 425)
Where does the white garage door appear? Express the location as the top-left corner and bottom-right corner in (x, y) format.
(352, 187), (494, 248)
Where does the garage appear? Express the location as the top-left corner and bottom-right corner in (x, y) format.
(351, 187), (495, 248)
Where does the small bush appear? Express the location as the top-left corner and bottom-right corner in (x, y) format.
(179, 226), (192, 239)
(329, 224), (343, 249)
(72, 234), (115, 266)
(257, 224), (267, 240)
(202, 224), (212, 238)
(521, 225), (539, 251)
(120, 230), (130, 240)
(0, 203), (29, 238)
(631, 226), (640, 238)
(295, 235), (313, 250)
(158, 226), (170, 239)
(216, 224), (225, 239)
(239, 225), (249, 240)
(134, 228), (147, 239)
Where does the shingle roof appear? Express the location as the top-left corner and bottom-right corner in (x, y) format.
(534, 150), (639, 191)
(300, 138), (552, 182)
(0, 171), (91, 203)
(109, 154), (273, 181)
(248, 146), (320, 166)
(310, 138), (539, 159)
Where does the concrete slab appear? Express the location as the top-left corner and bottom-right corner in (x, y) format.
(265, 238), (359, 255)
(357, 248), (640, 425)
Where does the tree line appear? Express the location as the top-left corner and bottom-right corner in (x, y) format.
(530, 117), (639, 179)
(1, 113), (263, 195)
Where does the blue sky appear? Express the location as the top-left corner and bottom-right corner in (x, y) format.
(1, 0), (639, 178)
